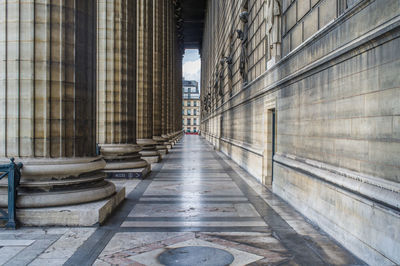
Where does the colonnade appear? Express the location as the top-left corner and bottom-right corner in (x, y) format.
(0, 0), (183, 212)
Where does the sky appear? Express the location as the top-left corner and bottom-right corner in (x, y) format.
(182, 49), (201, 88)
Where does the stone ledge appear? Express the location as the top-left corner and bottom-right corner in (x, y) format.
(220, 137), (264, 156)
(274, 153), (400, 210)
(15, 187), (125, 226)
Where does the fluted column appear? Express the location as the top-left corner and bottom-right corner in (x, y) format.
(177, 54), (183, 133)
(152, 0), (168, 154)
(167, 2), (174, 139)
(161, 0), (170, 147)
(172, 1), (184, 141)
(137, 0), (160, 163)
(172, 32), (177, 135)
(97, 0), (149, 173)
(0, 0), (115, 208)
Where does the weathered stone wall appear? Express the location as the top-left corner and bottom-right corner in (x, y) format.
(201, 0), (400, 264)
(281, 0), (346, 56)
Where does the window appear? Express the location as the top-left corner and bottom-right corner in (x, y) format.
(182, 109), (184, 115)
(187, 118), (191, 125)
(194, 101), (197, 107)
(182, 119), (185, 125)
(187, 109), (191, 115)
(194, 127), (197, 132)
(187, 101), (191, 106)
(194, 118), (197, 125)
(193, 109), (197, 115)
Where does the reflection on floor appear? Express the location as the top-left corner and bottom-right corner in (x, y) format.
(0, 135), (364, 265)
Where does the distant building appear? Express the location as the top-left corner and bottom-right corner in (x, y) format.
(182, 80), (200, 134)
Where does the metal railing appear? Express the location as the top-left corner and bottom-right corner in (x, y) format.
(0, 158), (23, 229)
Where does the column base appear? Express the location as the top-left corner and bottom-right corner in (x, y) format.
(153, 136), (168, 158)
(157, 149), (168, 158)
(170, 130), (183, 144)
(0, 156), (116, 208)
(137, 139), (161, 164)
(162, 134), (176, 149)
(12, 187), (125, 226)
(99, 143), (150, 179)
(165, 143), (173, 150)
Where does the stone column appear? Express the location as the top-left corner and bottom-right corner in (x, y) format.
(166, 2), (172, 139)
(161, 0), (171, 148)
(169, 4), (176, 140)
(137, 0), (160, 163)
(97, 0), (149, 177)
(0, 0), (115, 209)
(173, 1), (184, 141)
(173, 51), (177, 136)
(177, 54), (183, 134)
(152, 0), (168, 156)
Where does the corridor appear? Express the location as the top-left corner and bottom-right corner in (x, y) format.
(61, 135), (362, 265)
(0, 135), (365, 265)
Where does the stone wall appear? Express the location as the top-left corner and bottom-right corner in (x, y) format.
(200, 0), (400, 264)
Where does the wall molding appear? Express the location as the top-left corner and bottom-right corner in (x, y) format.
(274, 153), (400, 212)
(220, 137), (264, 156)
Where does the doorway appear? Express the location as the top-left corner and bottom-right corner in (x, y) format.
(263, 103), (276, 186)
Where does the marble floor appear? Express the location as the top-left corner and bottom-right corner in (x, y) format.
(0, 135), (364, 265)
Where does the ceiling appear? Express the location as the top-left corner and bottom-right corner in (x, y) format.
(181, 0), (207, 49)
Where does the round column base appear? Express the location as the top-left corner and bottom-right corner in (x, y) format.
(0, 156), (116, 208)
(137, 139), (161, 163)
(99, 143), (149, 171)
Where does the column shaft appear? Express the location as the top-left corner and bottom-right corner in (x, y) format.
(97, 0), (148, 171)
(166, 2), (171, 136)
(152, 0), (168, 154)
(137, 0), (160, 162)
(161, 0), (168, 138)
(153, 0), (162, 138)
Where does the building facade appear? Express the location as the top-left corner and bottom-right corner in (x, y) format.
(183, 80), (201, 133)
(200, 0), (400, 264)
